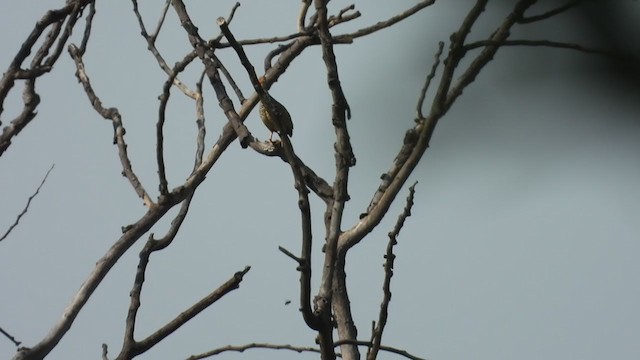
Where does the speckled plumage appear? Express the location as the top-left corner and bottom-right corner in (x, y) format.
(258, 78), (293, 141)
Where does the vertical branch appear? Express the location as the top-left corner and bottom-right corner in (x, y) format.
(78, 0), (96, 55)
(298, 0), (313, 31)
(157, 51), (198, 196)
(314, 0), (357, 359)
(218, 17), (321, 331)
(193, 72), (206, 170)
(368, 183), (417, 360)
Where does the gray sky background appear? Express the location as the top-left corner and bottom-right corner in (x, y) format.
(1, 1), (639, 360)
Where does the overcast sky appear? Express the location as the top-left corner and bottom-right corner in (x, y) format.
(1, 1), (640, 360)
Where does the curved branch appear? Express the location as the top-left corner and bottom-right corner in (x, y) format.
(518, 0), (583, 23)
(69, 44), (154, 207)
(333, 0), (435, 42)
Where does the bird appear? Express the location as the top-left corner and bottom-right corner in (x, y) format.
(258, 77), (293, 142)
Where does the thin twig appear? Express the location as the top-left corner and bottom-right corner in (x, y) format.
(328, 4), (359, 27)
(119, 194), (195, 359)
(333, 0), (435, 42)
(193, 72), (206, 170)
(518, 0), (583, 23)
(213, 53), (245, 103)
(340, 0), (539, 257)
(78, 0), (95, 55)
(131, 0), (197, 99)
(0, 164), (54, 242)
(187, 342), (322, 360)
(133, 266), (251, 356)
(69, 44), (154, 207)
(0, 326), (22, 347)
(278, 246), (303, 264)
(464, 39), (635, 60)
(157, 52), (198, 195)
(0, 1), (91, 156)
(444, 0), (538, 111)
(216, 18), (261, 95)
(368, 182), (417, 360)
(416, 42), (444, 119)
(186, 340), (424, 360)
(334, 339), (427, 360)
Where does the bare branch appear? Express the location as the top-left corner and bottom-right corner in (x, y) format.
(444, 0), (538, 111)
(416, 42), (444, 119)
(218, 17), (323, 332)
(328, 5), (361, 27)
(0, 326), (22, 347)
(464, 39), (636, 60)
(12, 202), (178, 360)
(298, 0), (313, 32)
(334, 0), (435, 42)
(121, 194), (195, 357)
(157, 51), (198, 195)
(340, 0), (538, 258)
(216, 18), (261, 96)
(101, 343), (108, 360)
(518, 0), (583, 24)
(432, 0), (489, 113)
(193, 72), (206, 170)
(334, 340), (427, 360)
(278, 245), (303, 264)
(217, 32), (312, 49)
(0, 164), (54, 243)
(172, 1), (253, 148)
(68, 44), (154, 208)
(368, 182), (417, 360)
(187, 340), (426, 360)
(0, 1), (89, 124)
(264, 42), (296, 72)
(187, 342), (322, 360)
(315, 0), (355, 357)
(0, 80), (39, 157)
(131, 0), (198, 99)
(132, 266), (251, 357)
(78, 0), (96, 56)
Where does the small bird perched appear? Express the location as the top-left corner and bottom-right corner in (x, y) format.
(258, 77), (293, 142)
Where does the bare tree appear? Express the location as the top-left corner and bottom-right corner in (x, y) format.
(1, 1), (634, 360)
